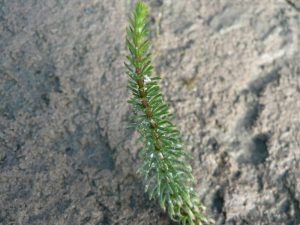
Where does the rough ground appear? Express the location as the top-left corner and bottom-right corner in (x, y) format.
(0, 0), (300, 224)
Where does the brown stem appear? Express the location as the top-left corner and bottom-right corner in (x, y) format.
(134, 34), (163, 154)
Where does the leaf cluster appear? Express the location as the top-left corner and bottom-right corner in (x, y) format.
(125, 1), (214, 224)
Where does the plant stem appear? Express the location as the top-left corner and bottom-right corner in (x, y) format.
(125, 1), (215, 224)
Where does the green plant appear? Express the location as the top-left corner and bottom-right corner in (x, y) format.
(125, 1), (214, 224)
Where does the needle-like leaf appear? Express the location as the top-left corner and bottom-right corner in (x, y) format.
(124, 1), (214, 224)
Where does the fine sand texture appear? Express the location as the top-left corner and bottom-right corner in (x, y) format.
(0, 0), (300, 224)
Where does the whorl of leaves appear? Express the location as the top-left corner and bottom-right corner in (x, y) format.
(125, 1), (214, 224)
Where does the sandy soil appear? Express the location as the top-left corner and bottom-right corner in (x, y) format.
(0, 0), (300, 224)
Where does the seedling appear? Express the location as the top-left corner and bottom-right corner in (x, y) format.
(125, 1), (214, 224)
